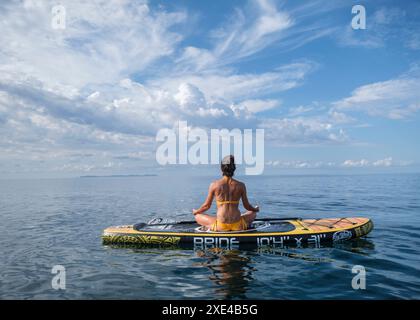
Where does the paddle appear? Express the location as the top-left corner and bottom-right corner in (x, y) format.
(142, 217), (301, 227)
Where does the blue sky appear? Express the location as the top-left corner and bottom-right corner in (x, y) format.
(0, 0), (419, 178)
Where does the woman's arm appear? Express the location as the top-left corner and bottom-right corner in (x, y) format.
(192, 183), (215, 215)
(241, 184), (259, 212)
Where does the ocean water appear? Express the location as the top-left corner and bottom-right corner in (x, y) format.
(0, 173), (419, 299)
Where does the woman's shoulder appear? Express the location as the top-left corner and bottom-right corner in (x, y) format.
(211, 178), (223, 186)
(232, 178), (245, 187)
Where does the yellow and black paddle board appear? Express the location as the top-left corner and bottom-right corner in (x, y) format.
(102, 217), (373, 249)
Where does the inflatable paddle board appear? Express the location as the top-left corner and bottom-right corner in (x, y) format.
(102, 217), (373, 249)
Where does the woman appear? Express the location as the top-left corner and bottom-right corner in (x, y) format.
(192, 155), (259, 231)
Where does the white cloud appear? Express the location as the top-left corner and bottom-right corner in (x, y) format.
(372, 7), (406, 25)
(262, 117), (348, 146)
(213, 0), (293, 59)
(0, 0), (186, 88)
(342, 157), (400, 168)
(372, 157), (393, 167)
(174, 0), (293, 71)
(288, 105), (313, 116)
(327, 110), (355, 124)
(174, 0), (336, 72)
(333, 66), (420, 119)
(266, 160), (332, 169)
(265, 157), (411, 169)
(174, 83), (207, 112)
(407, 34), (420, 50)
(236, 99), (280, 113)
(342, 159), (370, 167)
(196, 107), (228, 118)
(151, 61), (315, 103)
(337, 7), (407, 49)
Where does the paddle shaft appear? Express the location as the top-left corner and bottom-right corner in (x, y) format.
(145, 217), (301, 226)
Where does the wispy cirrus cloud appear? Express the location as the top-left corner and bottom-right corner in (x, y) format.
(174, 0), (338, 73)
(0, 0), (186, 88)
(174, 0), (293, 72)
(336, 6), (412, 49)
(332, 65), (420, 120)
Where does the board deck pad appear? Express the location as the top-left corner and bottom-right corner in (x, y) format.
(103, 217), (373, 249)
(134, 221), (296, 233)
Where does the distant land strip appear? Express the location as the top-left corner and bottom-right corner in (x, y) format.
(80, 174), (158, 178)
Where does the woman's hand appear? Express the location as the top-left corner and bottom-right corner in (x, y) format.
(192, 209), (200, 215)
(253, 205), (260, 212)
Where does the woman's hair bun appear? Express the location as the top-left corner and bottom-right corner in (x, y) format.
(221, 155), (236, 177)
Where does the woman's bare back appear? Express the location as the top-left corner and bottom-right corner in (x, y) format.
(192, 157), (259, 230)
(213, 178), (244, 223)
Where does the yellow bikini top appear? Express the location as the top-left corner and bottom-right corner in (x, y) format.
(216, 177), (240, 206)
(216, 200), (240, 206)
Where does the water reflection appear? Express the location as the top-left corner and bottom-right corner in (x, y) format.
(191, 243), (366, 299)
(192, 238), (375, 298)
(194, 248), (254, 299)
(104, 238), (375, 299)
(331, 238), (375, 254)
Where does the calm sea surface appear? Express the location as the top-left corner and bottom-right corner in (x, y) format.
(0, 173), (419, 299)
